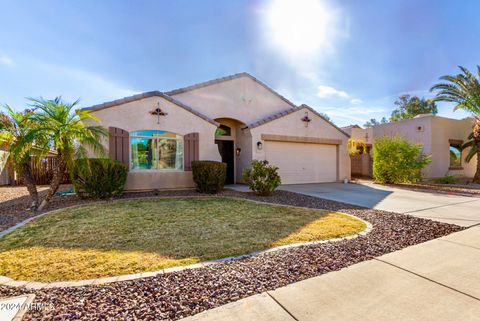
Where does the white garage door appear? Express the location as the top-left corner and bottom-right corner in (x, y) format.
(265, 141), (337, 184)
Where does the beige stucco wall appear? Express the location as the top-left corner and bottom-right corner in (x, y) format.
(371, 116), (434, 177)
(170, 75), (295, 125)
(430, 117), (476, 178)
(90, 96), (221, 190)
(249, 107), (351, 182)
(369, 115), (476, 178)
(349, 127), (373, 145)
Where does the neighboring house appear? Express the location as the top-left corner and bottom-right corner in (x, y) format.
(343, 114), (477, 178)
(83, 73), (351, 190)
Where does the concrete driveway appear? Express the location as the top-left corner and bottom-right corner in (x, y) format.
(279, 182), (480, 227)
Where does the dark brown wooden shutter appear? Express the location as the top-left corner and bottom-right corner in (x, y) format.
(184, 132), (199, 171)
(109, 127), (129, 167)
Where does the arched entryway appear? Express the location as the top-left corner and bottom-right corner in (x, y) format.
(214, 118), (249, 184)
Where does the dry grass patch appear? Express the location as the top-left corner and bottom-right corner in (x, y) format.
(0, 197), (366, 282)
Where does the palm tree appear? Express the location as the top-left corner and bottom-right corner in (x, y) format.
(0, 106), (48, 209)
(431, 66), (480, 183)
(463, 132), (478, 165)
(29, 97), (107, 210)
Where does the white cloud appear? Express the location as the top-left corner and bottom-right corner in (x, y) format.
(350, 98), (363, 105)
(0, 55), (139, 109)
(56, 65), (138, 100)
(258, 0), (348, 82)
(317, 85), (349, 99)
(0, 54), (13, 66)
(315, 106), (386, 123)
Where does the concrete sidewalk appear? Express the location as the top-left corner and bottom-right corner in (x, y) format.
(181, 226), (480, 321)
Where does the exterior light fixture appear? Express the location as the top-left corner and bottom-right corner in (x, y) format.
(257, 141), (263, 150)
(236, 148), (242, 156)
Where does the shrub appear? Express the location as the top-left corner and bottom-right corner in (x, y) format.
(372, 136), (431, 184)
(433, 175), (458, 184)
(191, 160), (227, 194)
(71, 158), (128, 199)
(348, 139), (368, 155)
(242, 160), (281, 195)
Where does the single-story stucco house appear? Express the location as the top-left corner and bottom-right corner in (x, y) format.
(343, 114), (477, 179)
(83, 73), (351, 190)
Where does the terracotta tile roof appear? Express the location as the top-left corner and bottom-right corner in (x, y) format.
(244, 104), (350, 138)
(82, 91), (219, 126)
(165, 72), (298, 109)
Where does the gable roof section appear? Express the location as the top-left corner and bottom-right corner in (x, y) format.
(341, 124), (361, 130)
(165, 72), (298, 109)
(82, 91), (219, 126)
(244, 104), (350, 138)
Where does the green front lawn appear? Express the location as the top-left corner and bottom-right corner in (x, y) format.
(0, 197), (366, 282)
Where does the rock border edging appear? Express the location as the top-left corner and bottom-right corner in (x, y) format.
(0, 195), (372, 289)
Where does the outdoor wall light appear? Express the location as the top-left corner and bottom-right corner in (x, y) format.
(257, 141), (263, 150)
(236, 148), (241, 156)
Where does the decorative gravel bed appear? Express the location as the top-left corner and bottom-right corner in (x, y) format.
(0, 189), (463, 321)
(387, 182), (480, 197)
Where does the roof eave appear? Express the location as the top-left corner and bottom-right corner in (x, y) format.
(81, 92), (219, 127)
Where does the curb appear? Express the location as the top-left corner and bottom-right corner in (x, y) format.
(0, 195), (372, 289)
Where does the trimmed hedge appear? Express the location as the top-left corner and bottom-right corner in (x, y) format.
(242, 160), (281, 195)
(71, 158), (128, 199)
(192, 160), (227, 194)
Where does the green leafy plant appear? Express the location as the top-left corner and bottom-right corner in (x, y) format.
(242, 160), (281, 195)
(433, 175), (458, 184)
(431, 66), (480, 183)
(191, 160), (227, 194)
(348, 139), (367, 155)
(0, 106), (49, 210)
(372, 136), (431, 184)
(29, 97), (107, 209)
(390, 95), (438, 122)
(71, 158), (127, 199)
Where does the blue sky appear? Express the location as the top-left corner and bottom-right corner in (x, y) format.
(0, 0), (478, 127)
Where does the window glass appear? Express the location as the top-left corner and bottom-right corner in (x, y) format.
(449, 144), (462, 167)
(158, 139), (183, 170)
(130, 130), (183, 170)
(215, 125), (231, 136)
(131, 137), (156, 169)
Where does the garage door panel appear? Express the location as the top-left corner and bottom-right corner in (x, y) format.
(265, 141), (337, 184)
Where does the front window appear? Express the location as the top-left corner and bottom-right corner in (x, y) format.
(449, 143), (462, 168)
(130, 130), (183, 170)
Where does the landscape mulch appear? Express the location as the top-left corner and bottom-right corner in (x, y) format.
(0, 187), (464, 320)
(387, 182), (480, 197)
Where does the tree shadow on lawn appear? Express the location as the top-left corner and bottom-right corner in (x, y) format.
(0, 197), (366, 281)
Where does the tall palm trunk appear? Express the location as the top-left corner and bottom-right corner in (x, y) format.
(38, 155), (66, 211)
(473, 118), (480, 183)
(20, 161), (39, 211)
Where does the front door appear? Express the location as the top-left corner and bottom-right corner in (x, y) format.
(215, 140), (234, 184)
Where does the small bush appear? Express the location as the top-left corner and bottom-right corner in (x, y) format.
(242, 160), (281, 195)
(71, 158), (128, 199)
(433, 175), (458, 184)
(372, 136), (431, 184)
(192, 160), (227, 194)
